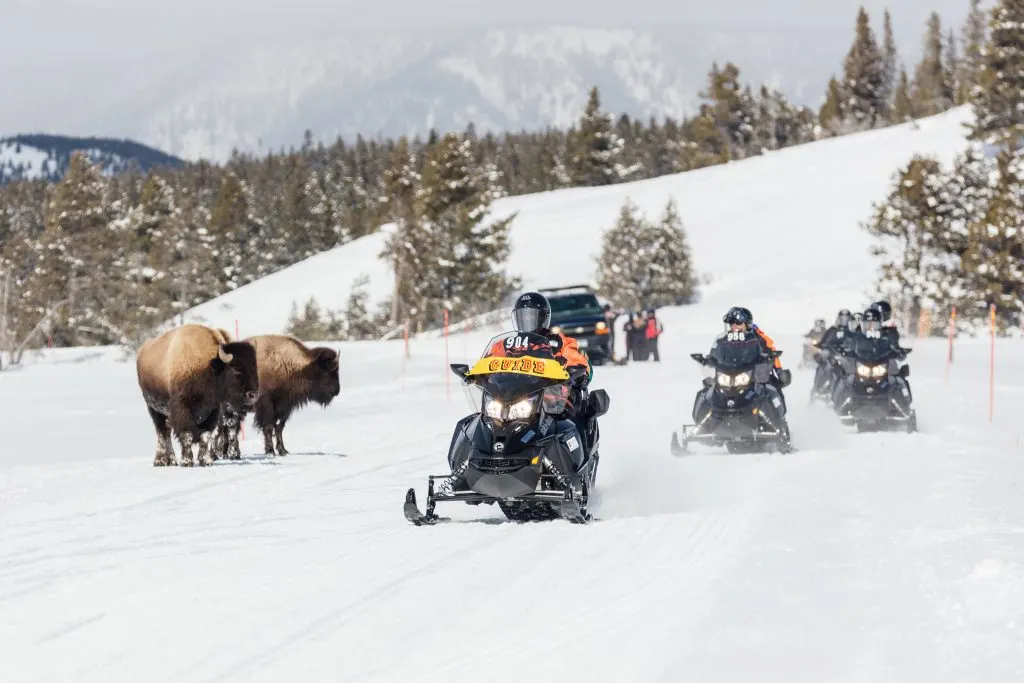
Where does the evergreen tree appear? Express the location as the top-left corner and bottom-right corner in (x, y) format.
(342, 274), (385, 340)
(960, 0), (989, 102)
(910, 12), (955, 116)
(862, 156), (957, 318)
(945, 28), (963, 105)
(568, 87), (631, 186)
(595, 199), (652, 310)
(968, 0), (1024, 149)
(414, 132), (517, 325)
(818, 76), (845, 134)
(380, 137), (422, 326)
(892, 69), (915, 122)
(839, 7), (888, 130)
(960, 149), (1024, 329)
(882, 9), (899, 114)
(701, 62), (757, 158)
(646, 198), (699, 307)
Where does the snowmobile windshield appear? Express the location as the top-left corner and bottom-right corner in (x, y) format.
(709, 336), (763, 371)
(851, 336), (894, 364)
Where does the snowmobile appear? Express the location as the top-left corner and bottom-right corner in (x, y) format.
(671, 331), (792, 455)
(832, 333), (917, 433)
(403, 331), (610, 525)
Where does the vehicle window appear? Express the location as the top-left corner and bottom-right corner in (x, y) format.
(549, 294), (603, 317)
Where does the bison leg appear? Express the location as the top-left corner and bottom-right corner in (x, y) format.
(177, 431), (196, 467)
(196, 428), (217, 467)
(147, 407), (176, 467)
(274, 419), (289, 456)
(221, 408), (242, 461)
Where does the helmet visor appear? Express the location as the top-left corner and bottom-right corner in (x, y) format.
(836, 312), (851, 326)
(512, 308), (544, 332)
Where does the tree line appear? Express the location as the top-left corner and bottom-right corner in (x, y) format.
(0, 3), (980, 357)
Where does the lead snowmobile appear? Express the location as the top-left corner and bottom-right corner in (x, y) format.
(832, 332), (917, 432)
(403, 331), (609, 525)
(671, 330), (792, 455)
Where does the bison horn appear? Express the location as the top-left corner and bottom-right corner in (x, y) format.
(219, 346), (234, 364)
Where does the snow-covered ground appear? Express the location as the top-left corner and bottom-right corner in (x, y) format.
(182, 106), (974, 337)
(5, 105), (1024, 681)
(2, 326), (1024, 682)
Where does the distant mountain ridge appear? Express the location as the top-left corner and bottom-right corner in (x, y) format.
(0, 134), (185, 185)
(81, 24), (907, 162)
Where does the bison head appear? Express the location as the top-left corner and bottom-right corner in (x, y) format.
(307, 347), (341, 406)
(213, 341), (259, 410)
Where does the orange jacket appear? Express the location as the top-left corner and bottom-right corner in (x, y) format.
(753, 326), (782, 369)
(487, 332), (591, 373)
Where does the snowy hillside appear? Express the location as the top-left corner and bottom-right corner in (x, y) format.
(183, 106), (975, 337)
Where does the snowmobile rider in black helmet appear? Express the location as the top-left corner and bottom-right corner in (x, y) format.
(811, 308), (855, 395)
(717, 306), (792, 410)
(484, 292), (594, 440)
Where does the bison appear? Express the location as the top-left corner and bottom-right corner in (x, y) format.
(242, 334), (340, 456)
(136, 324), (259, 467)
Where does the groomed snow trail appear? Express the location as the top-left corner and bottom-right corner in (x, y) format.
(3, 329), (1024, 682)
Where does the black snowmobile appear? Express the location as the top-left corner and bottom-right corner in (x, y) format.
(832, 334), (917, 432)
(404, 331), (610, 525)
(671, 331), (792, 455)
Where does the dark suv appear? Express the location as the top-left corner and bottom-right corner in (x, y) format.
(540, 285), (612, 364)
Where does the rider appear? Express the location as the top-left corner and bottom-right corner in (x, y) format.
(720, 306), (791, 403)
(863, 302), (913, 401)
(485, 292), (593, 443)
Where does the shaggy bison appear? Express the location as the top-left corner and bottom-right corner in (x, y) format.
(136, 324), (259, 466)
(243, 334), (340, 455)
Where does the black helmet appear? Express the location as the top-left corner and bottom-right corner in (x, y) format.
(836, 309), (851, 326)
(871, 300), (892, 322)
(511, 292), (551, 333)
(723, 306), (753, 326)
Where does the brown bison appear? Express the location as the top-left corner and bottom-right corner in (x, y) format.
(136, 324), (259, 467)
(242, 334), (340, 456)
(209, 327), (247, 461)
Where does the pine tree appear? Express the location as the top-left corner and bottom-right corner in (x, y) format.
(568, 87), (631, 186)
(595, 199), (652, 310)
(839, 7), (888, 130)
(646, 198), (699, 307)
(862, 155), (958, 318)
(882, 9), (899, 114)
(380, 137), (422, 326)
(892, 69), (915, 122)
(960, 149), (1024, 329)
(701, 62), (757, 158)
(342, 274), (383, 340)
(414, 132), (518, 325)
(968, 0), (1024, 149)
(960, 0), (989, 102)
(910, 12), (955, 116)
(818, 76), (845, 134)
(945, 28), (963, 105)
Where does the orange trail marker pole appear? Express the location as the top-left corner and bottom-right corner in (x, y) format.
(989, 304), (995, 423)
(945, 306), (956, 384)
(444, 309), (450, 400)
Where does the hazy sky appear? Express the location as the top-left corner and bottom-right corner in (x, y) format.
(0, 0), (981, 139)
(2, 0), (976, 58)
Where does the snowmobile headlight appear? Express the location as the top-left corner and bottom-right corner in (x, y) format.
(856, 363), (872, 377)
(717, 372), (731, 386)
(550, 326), (562, 334)
(484, 395), (503, 419)
(506, 397), (536, 420)
(732, 372), (751, 386)
(871, 364), (887, 377)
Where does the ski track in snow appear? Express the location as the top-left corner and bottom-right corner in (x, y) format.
(3, 331), (1024, 682)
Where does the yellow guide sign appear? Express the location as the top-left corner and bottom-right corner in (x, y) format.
(467, 355), (569, 380)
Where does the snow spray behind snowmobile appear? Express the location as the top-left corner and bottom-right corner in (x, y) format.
(671, 331), (791, 455)
(404, 331), (609, 525)
(832, 333), (917, 432)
